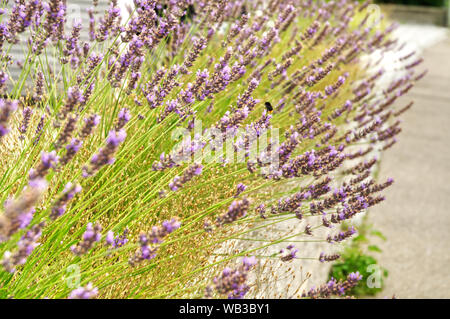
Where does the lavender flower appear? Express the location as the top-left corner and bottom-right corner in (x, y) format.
(0, 194), (39, 242)
(168, 163), (203, 191)
(33, 71), (45, 101)
(82, 129), (126, 178)
(49, 183), (82, 220)
(319, 252), (341, 263)
(130, 233), (158, 264)
(87, 7), (96, 41)
(208, 256), (257, 299)
(59, 138), (83, 167)
(327, 226), (356, 243)
(0, 99), (18, 138)
(280, 245), (298, 262)
(1, 222), (45, 273)
(105, 229), (129, 249)
(256, 203), (266, 219)
(149, 218), (181, 244)
(234, 183), (247, 197)
(68, 283), (98, 299)
(268, 58), (292, 81)
(96, 5), (121, 42)
(236, 78), (259, 109)
(258, 27), (279, 56)
(71, 223), (102, 256)
(0, 71), (8, 92)
(216, 198), (250, 226)
(116, 108), (131, 130)
(129, 218), (181, 266)
(325, 76), (346, 96)
(112, 36), (145, 89)
(18, 107), (33, 139)
(79, 114), (100, 139)
(225, 14), (249, 45)
(58, 86), (84, 122)
(28, 151), (59, 183)
(54, 115), (78, 150)
(0, 177), (46, 241)
(153, 136), (205, 171)
(302, 272), (362, 298)
(61, 20), (82, 64)
(180, 37), (207, 74)
(78, 53), (103, 85)
(43, 0), (66, 42)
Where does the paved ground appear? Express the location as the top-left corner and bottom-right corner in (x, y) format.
(370, 32), (450, 298)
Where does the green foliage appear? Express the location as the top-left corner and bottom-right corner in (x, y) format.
(329, 220), (388, 296)
(329, 246), (388, 296)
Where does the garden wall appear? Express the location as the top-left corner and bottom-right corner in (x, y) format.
(380, 4), (448, 26)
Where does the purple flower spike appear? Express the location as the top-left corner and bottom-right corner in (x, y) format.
(235, 183), (247, 197)
(80, 114), (101, 139)
(83, 127), (127, 178)
(68, 283), (98, 299)
(29, 151), (59, 183)
(50, 183), (82, 220)
(71, 222), (102, 256)
(162, 218), (181, 233)
(116, 108), (131, 129)
(59, 139), (83, 167)
(41, 151), (59, 168)
(0, 99), (18, 138)
(280, 245), (298, 262)
(19, 107), (33, 139)
(106, 129), (127, 147)
(302, 270), (362, 298)
(319, 252), (341, 263)
(129, 218), (181, 266)
(208, 257), (257, 299)
(242, 256), (257, 269)
(168, 163), (203, 192)
(216, 198), (250, 226)
(1, 222), (45, 273)
(105, 229), (129, 249)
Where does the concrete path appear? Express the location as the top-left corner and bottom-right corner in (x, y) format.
(370, 33), (450, 298)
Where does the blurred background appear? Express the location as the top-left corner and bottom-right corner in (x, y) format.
(376, 0), (449, 26)
(365, 0), (450, 298)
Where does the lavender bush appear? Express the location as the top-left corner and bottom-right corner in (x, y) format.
(0, 0), (424, 299)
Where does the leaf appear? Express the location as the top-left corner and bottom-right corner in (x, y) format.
(370, 230), (387, 241)
(353, 234), (368, 243)
(0, 288), (8, 299)
(368, 245), (382, 253)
